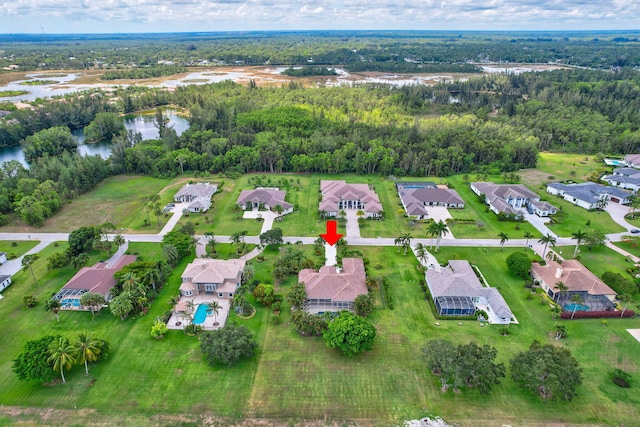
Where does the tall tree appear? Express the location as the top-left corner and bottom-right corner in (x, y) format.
(524, 231), (534, 248)
(554, 281), (569, 303)
(428, 220), (449, 251)
(22, 254), (40, 287)
(323, 311), (376, 356)
(570, 294), (585, 319)
(207, 301), (221, 325)
(12, 335), (59, 383)
(47, 337), (76, 384)
(74, 333), (101, 376)
(200, 324), (257, 367)
(498, 232), (509, 250)
(538, 234), (557, 260)
(571, 229), (587, 258)
(394, 233), (412, 255)
(79, 292), (105, 318)
(45, 298), (62, 322)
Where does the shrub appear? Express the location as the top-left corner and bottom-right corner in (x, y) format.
(23, 295), (38, 308)
(382, 278), (394, 309)
(611, 368), (632, 388)
(560, 310), (635, 319)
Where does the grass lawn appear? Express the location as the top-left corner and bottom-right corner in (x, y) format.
(1, 243), (639, 425)
(613, 236), (640, 258)
(0, 240), (39, 259)
(521, 152), (605, 185)
(556, 244), (635, 279)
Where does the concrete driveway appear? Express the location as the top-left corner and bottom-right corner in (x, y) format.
(605, 202), (636, 231)
(424, 206), (454, 239)
(522, 212), (557, 238)
(242, 210), (278, 234)
(345, 210), (361, 238)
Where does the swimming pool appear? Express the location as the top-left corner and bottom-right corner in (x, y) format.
(192, 304), (211, 325)
(564, 303), (589, 312)
(61, 299), (80, 308)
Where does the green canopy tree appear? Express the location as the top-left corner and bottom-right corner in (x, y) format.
(79, 292), (105, 318)
(511, 340), (583, 401)
(200, 324), (257, 367)
(323, 311), (376, 356)
(74, 333), (101, 376)
(45, 298), (62, 322)
(12, 335), (59, 383)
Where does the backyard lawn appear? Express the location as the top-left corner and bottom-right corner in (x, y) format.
(0, 243), (639, 426)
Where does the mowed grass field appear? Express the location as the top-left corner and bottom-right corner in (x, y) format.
(1, 243), (639, 426)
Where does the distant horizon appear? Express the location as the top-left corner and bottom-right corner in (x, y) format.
(2, 0), (640, 35)
(1, 29), (640, 36)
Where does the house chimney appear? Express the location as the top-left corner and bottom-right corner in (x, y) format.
(555, 268), (563, 279)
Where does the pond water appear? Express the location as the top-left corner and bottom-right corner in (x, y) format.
(0, 73), (118, 102)
(0, 109), (190, 167)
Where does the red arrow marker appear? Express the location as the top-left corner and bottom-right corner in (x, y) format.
(320, 220), (343, 246)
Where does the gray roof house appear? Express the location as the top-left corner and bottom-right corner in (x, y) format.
(396, 182), (464, 219)
(298, 258), (368, 314)
(174, 182), (218, 213)
(319, 180), (383, 218)
(425, 260), (513, 324)
(625, 154), (640, 169)
(470, 182), (557, 218)
(0, 275), (12, 293)
(546, 182), (632, 210)
(602, 168), (640, 192)
(236, 188), (293, 215)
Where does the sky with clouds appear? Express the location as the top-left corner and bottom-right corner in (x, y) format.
(0, 0), (639, 33)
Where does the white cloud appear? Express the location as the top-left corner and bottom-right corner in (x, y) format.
(0, 0), (638, 32)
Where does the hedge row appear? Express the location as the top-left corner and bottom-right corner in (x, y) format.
(382, 278), (394, 310)
(560, 310), (635, 319)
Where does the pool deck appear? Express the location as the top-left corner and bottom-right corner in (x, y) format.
(167, 295), (231, 331)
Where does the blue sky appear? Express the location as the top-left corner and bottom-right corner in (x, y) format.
(0, 0), (638, 33)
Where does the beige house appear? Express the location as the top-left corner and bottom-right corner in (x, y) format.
(298, 258), (368, 314)
(53, 255), (137, 310)
(236, 188), (293, 214)
(531, 259), (617, 312)
(319, 180), (383, 218)
(179, 258), (246, 300)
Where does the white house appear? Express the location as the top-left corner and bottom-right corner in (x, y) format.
(625, 154), (640, 169)
(236, 188), (294, 215)
(396, 182), (464, 219)
(0, 252), (7, 264)
(0, 275), (12, 292)
(174, 182), (218, 213)
(425, 260), (514, 324)
(470, 182), (557, 219)
(547, 182), (632, 210)
(602, 168), (640, 192)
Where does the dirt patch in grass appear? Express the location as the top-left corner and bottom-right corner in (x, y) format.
(519, 168), (557, 186)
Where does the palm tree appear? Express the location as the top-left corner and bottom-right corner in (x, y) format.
(619, 293), (632, 318)
(524, 232), (534, 248)
(230, 232), (243, 253)
(498, 232), (509, 250)
(185, 299), (196, 314)
(414, 242), (428, 265)
(554, 281), (569, 303)
(538, 233), (557, 260)
(356, 210), (365, 220)
(47, 337), (76, 383)
(21, 254), (39, 287)
(428, 220), (449, 251)
(162, 244), (179, 266)
(74, 333), (100, 376)
(121, 272), (141, 293)
(181, 311), (193, 327)
(242, 264), (255, 285)
(595, 198), (608, 211)
(46, 298), (62, 322)
(570, 294), (585, 319)
(571, 229), (587, 258)
(550, 304), (563, 320)
(208, 301), (221, 325)
(629, 194), (640, 219)
(273, 204), (283, 219)
(113, 234), (125, 253)
(394, 233), (412, 255)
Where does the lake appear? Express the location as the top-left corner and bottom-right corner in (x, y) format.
(0, 109), (190, 167)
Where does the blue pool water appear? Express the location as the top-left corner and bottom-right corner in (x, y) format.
(564, 303), (589, 312)
(611, 160), (625, 166)
(61, 299), (80, 307)
(192, 304), (211, 325)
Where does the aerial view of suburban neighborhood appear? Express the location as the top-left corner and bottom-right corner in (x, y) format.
(1, 24), (640, 427)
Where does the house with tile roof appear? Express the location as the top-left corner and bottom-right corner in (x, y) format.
(178, 258), (246, 300)
(298, 258), (368, 314)
(396, 182), (464, 219)
(546, 181), (632, 210)
(319, 180), (383, 218)
(174, 182), (218, 213)
(470, 182), (557, 219)
(531, 259), (617, 312)
(236, 188), (293, 215)
(425, 260), (513, 324)
(53, 255), (137, 310)
(601, 168), (640, 192)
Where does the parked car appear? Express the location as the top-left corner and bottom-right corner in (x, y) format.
(630, 229), (640, 234)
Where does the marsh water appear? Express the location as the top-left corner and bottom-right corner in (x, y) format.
(0, 109), (190, 166)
